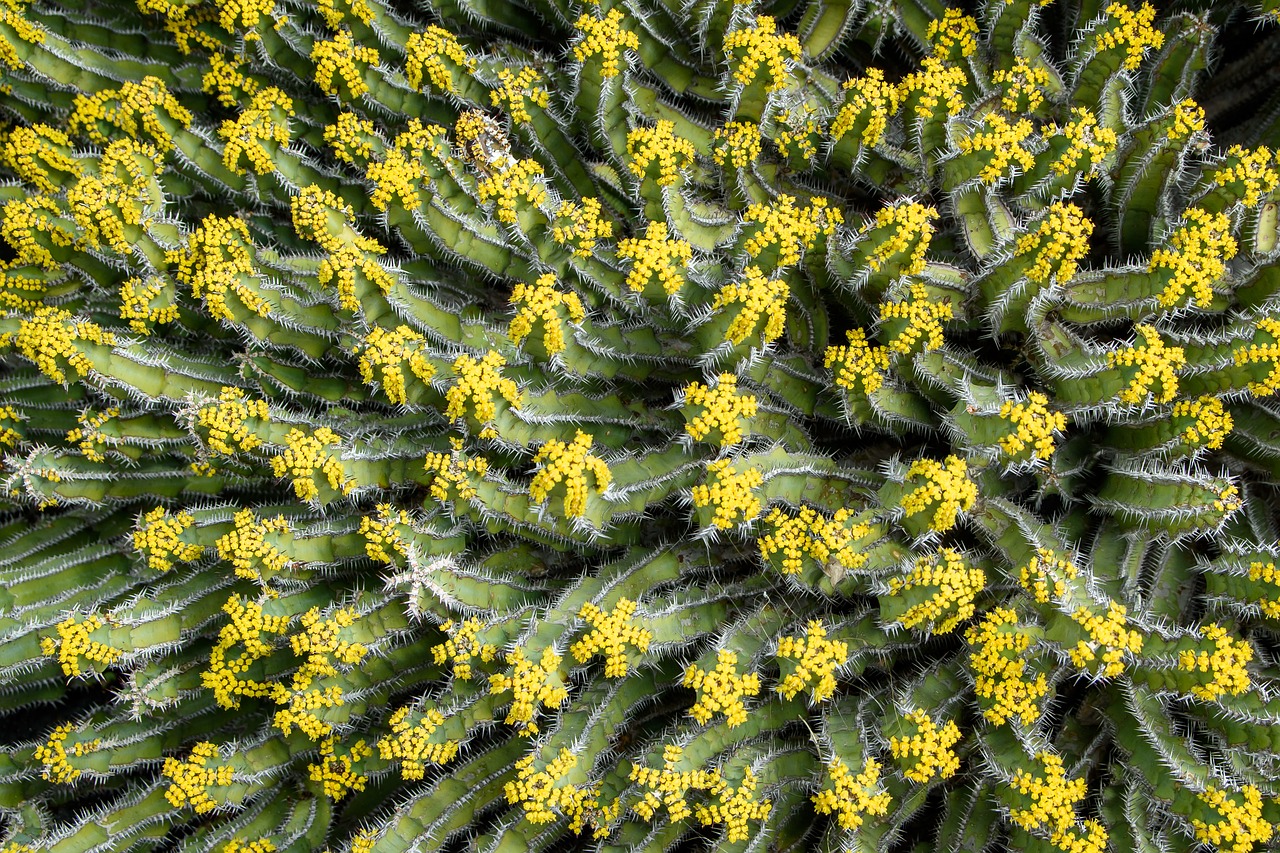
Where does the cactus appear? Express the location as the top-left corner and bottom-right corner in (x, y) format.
(3, 0), (1280, 851)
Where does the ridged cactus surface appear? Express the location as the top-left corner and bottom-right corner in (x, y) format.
(4, 0), (1280, 850)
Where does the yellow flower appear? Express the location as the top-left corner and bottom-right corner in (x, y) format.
(68, 77), (192, 152)
(490, 66), (550, 124)
(824, 328), (890, 396)
(219, 87), (293, 175)
(444, 350), (522, 424)
(927, 9), (978, 59)
(889, 709), (962, 783)
(966, 607), (1046, 726)
(993, 58), (1050, 113)
(1092, 2), (1164, 71)
(626, 121), (695, 186)
(878, 281), (952, 355)
(998, 391), (1066, 462)
(162, 742), (235, 813)
(956, 112), (1037, 185)
(712, 121), (763, 171)
(1068, 601), (1143, 678)
(213, 509), (292, 585)
(308, 737), (371, 799)
(0, 124), (81, 193)
(1177, 622), (1252, 701)
(311, 31), (379, 98)
(811, 757), (892, 830)
(757, 506), (868, 575)
(723, 15), (801, 93)
(1006, 751), (1107, 853)
(405, 25), (475, 93)
(552, 197), (614, 258)
(1149, 208), (1237, 309)
(886, 547), (986, 634)
(168, 215), (271, 321)
(683, 648), (761, 727)
(1193, 785), (1274, 853)
(570, 598), (652, 677)
(1211, 145), (1279, 207)
(1233, 317), (1280, 397)
(1043, 107), (1117, 179)
(505, 749), (607, 835)
(831, 69), (897, 148)
(630, 745), (719, 823)
(864, 200), (938, 276)
(1018, 548), (1078, 605)
(694, 766), (772, 842)
(573, 8), (639, 78)
(378, 706), (460, 779)
(616, 220), (693, 295)
(1106, 324), (1185, 405)
(774, 621), (847, 701)
(682, 373), (758, 447)
(899, 455), (977, 533)
(691, 459), (764, 529)
(39, 613), (123, 677)
(711, 266), (789, 346)
(431, 617), (498, 680)
(741, 195), (840, 269)
(271, 427), (354, 502)
(1, 306), (113, 384)
(1172, 395), (1233, 450)
(1016, 203), (1093, 284)
(476, 159), (548, 224)
(508, 273), (587, 355)
(897, 56), (967, 120)
(489, 646), (569, 735)
(35, 723), (102, 784)
(133, 507), (203, 572)
(528, 430), (611, 518)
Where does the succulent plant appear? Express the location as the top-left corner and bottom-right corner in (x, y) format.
(3, 0), (1280, 851)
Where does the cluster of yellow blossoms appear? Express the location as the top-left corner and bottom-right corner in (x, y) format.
(631, 745), (718, 823)
(134, 507), (203, 572)
(551, 197), (613, 258)
(757, 505), (868, 576)
(966, 607), (1047, 726)
(404, 25), (474, 93)
(573, 8), (638, 78)
(489, 647), (569, 735)
(39, 612), (122, 677)
(998, 391), (1067, 462)
(1211, 145), (1280, 207)
(825, 328), (891, 396)
(311, 31), (378, 98)
(274, 606), (368, 740)
(1234, 318), (1280, 397)
(377, 706), (459, 779)
(35, 723), (101, 784)
(569, 598), (653, 677)
(308, 737), (371, 799)
(423, 443), (490, 501)
(899, 455), (977, 533)
(1094, 2), (1164, 70)
(879, 281), (952, 355)
(616, 221), (693, 295)
(505, 749), (610, 836)
(1150, 208), (1237, 308)
(1106, 324), (1186, 405)
(887, 548), (986, 634)
(957, 113), (1037, 185)
(695, 767), (772, 842)
(167, 215), (270, 322)
(1068, 601), (1143, 678)
(271, 427), (354, 502)
(1017, 203), (1093, 284)
(625, 121), (695, 186)
(118, 275), (178, 333)
(162, 742), (234, 814)
(528, 430), (611, 519)
(888, 709), (961, 783)
(866, 201), (937, 276)
(831, 69), (895, 148)
(711, 267), (789, 346)
(994, 58), (1050, 113)
(1193, 785), (1274, 853)
(683, 649), (761, 727)
(219, 87), (293, 175)
(774, 621), (847, 702)
(741, 195), (840, 268)
(0, 124), (80, 196)
(1008, 752), (1108, 853)
(1018, 548), (1079, 604)
(214, 509), (291, 584)
(723, 16), (800, 92)
(196, 386), (271, 456)
(489, 67), (548, 124)
(444, 350), (522, 424)
(431, 617), (498, 680)
(691, 459), (764, 529)
(200, 594), (288, 708)
(1178, 623), (1253, 701)
(681, 373), (758, 447)
(355, 326), (436, 406)
(1247, 561), (1280, 618)
(2, 307), (113, 385)
(897, 56), (967, 120)
(1173, 395), (1234, 450)
(508, 274), (587, 356)
(358, 505), (411, 565)
(712, 121), (762, 171)
(68, 77), (191, 152)
(811, 756), (892, 830)
(926, 8), (977, 58)
(65, 407), (120, 463)
(476, 158), (548, 223)
(1045, 107), (1117, 179)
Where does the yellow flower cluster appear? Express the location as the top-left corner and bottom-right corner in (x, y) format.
(444, 350), (522, 424)
(423, 443), (490, 502)
(528, 430), (611, 518)
(476, 158), (548, 223)
(221, 839), (275, 853)
(1178, 622), (1253, 701)
(758, 506), (868, 575)
(695, 767), (772, 842)
(994, 58), (1050, 113)
(162, 742), (234, 813)
(712, 121), (763, 171)
(318, 0), (372, 29)
(271, 427), (354, 502)
(691, 459), (764, 529)
(966, 607), (1047, 726)
(1017, 203), (1093, 284)
(1212, 145), (1279, 207)
(711, 267), (789, 346)
(890, 709), (961, 783)
(551, 197), (614, 258)
(66, 407), (120, 463)
(508, 273), (587, 355)
(68, 77), (192, 152)
(455, 109), (515, 173)
(774, 107), (822, 160)
(626, 121), (695, 186)
(0, 124), (81, 193)
(811, 756), (892, 830)
(308, 737), (371, 799)
(616, 220), (693, 294)
(0, 196), (71, 270)
(1068, 601), (1143, 678)
(831, 69), (896, 147)
(35, 723), (101, 784)
(631, 745), (718, 823)
(319, 242), (397, 311)
(311, 31), (379, 98)
(879, 281), (952, 354)
(214, 509), (291, 584)
(1008, 752), (1108, 853)
(900, 456), (977, 533)
(119, 276), (178, 334)
(1234, 318), (1280, 397)
(723, 15), (801, 93)
(573, 8), (639, 78)
(324, 112), (377, 165)
(490, 66), (549, 124)
(0, 404), (22, 448)
(196, 386), (271, 456)
(682, 648), (761, 727)
(2, 306), (112, 384)
(866, 201), (937, 275)
(682, 373), (758, 447)
(273, 606), (367, 739)
(67, 140), (159, 255)
(775, 621), (847, 701)
(1044, 107), (1118, 178)
(887, 548), (986, 634)
(1167, 98), (1206, 140)
(742, 195), (840, 269)
(825, 328), (891, 396)
(897, 56), (967, 120)
(404, 25), (474, 93)
(1193, 785), (1274, 853)
(431, 617), (498, 680)
(134, 507), (203, 572)
(355, 326), (436, 406)
(219, 87), (293, 175)
(506, 749), (606, 836)
(1106, 324), (1186, 405)
(1248, 562), (1280, 618)
(367, 120), (448, 211)
(167, 215), (270, 322)
(570, 598), (653, 677)
(202, 54), (259, 108)
(1172, 395), (1233, 450)
(1018, 548), (1079, 604)
(927, 8), (978, 58)
(201, 594), (288, 708)
(40, 614), (123, 677)
(488, 646), (569, 735)
(358, 504), (410, 564)
(378, 707), (460, 779)
(957, 113), (1036, 185)
(998, 391), (1067, 461)
(0, 0), (43, 70)
(1093, 2), (1163, 70)
(1150, 208), (1237, 308)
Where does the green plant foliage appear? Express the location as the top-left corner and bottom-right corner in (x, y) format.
(5, 0), (1280, 850)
